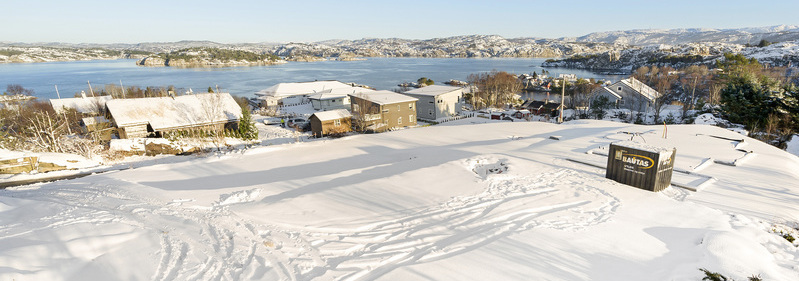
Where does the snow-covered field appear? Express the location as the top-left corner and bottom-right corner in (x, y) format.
(1, 120), (798, 280)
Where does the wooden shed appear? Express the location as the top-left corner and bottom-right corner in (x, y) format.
(310, 109), (352, 137)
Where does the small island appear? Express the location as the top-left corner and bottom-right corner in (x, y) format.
(136, 47), (285, 67)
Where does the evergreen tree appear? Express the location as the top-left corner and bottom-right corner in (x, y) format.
(417, 77), (434, 86)
(780, 83), (799, 132)
(237, 106), (258, 141)
(719, 73), (780, 129)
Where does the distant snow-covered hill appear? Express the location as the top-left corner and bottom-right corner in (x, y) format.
(4, 25), (799, 69)
(567, 25), (799, 46)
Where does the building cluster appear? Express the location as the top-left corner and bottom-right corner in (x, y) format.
(254, 81), (468, 137)
(45, 76), (662, 141)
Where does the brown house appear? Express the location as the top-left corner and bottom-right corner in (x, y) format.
(106, 93), (242, 139)
(349, 91), (418, 133)
(310, 109), (352, 137)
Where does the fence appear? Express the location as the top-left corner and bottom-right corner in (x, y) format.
(420, 113), (475, 125)
(278, 101), (311, 109)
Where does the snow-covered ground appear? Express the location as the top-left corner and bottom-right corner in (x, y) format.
(1, 120), (798, 280)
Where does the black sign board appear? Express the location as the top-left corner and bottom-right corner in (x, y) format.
(606, 142), (676, 192)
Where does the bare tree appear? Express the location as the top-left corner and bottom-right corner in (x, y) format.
(350, 93), (379, 133)
(680, 65), (710, 114)
(467, 70), (522, 109)
(200, 91), (227, 151)
(571, 78), (601, 118)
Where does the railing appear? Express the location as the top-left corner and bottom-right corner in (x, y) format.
(278, 101), (311, 108)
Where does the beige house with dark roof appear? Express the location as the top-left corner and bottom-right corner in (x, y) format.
(349, 91), (418, 133)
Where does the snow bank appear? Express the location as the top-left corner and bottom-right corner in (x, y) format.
(694, 113), (725, 125)
(787, 134), (799, 157)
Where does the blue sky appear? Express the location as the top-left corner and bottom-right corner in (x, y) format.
(3, 0), (798, 43)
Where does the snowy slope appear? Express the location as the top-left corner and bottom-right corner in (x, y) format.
(1, 120), (798, 281)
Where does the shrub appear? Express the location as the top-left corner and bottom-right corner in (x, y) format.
(699, 268), (728, 281)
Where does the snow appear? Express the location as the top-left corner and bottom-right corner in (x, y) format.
(1, 149), (103, 183)
(257, 81), (356, 98)
(694, 113), (725, 125)
(403, 85), (462, 96)
(106, 93), (242, 130)
(1, 120), (799, 281)
(311, 109), (352, 121)
(613, 140), (674, 154)
(50, 95), (113, 114)
(787, 134), (799, 157)
(353, 90), (418, 105)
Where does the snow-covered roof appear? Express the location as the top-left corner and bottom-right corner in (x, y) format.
(106, 93), (242, 130)
(618, 77), (662, 101)
(311, 109), (352, 121)
(308, 87), (373, 101)
(256, 81), (355, 98)
(403, 85), (462, 97)
(350, 90), (418, 105)
(81, 116), (109, 126)
(597, 86), (623, 99)
(0, 94), (35, 102)
(50, 96), (113, 114)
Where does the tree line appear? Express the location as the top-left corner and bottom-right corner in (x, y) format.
(463, 53), (798, 148)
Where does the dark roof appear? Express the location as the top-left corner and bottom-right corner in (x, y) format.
(523, 100), (559, 110)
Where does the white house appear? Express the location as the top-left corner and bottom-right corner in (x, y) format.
(50, 95), (114, 114)
(309, 87), (373, 111)
(403, 85), (463, 121)
(255, 80), (361, 106)
(591, 77), (662, 111)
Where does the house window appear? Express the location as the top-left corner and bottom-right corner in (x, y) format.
(619, 99), (625, 105)
(334, 119), (341, 126)
(617, 86), (623, 92)
(398, 116), (402, 124)
(397, 104), (401, 111)
(409, 103), (413, 110)
(428, 109), (433, 116)
(353, 104), (360, 112)
(410, 115), (415, 123)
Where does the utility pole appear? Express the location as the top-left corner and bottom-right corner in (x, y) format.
(558, 77), (566, 123)
(120, 80), (126, 98)
(87, 81), (95, 97)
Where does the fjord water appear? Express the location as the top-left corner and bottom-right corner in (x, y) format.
(0, 58), (620, 100)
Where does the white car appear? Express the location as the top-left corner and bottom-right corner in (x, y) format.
(287, 118), (309, 129)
